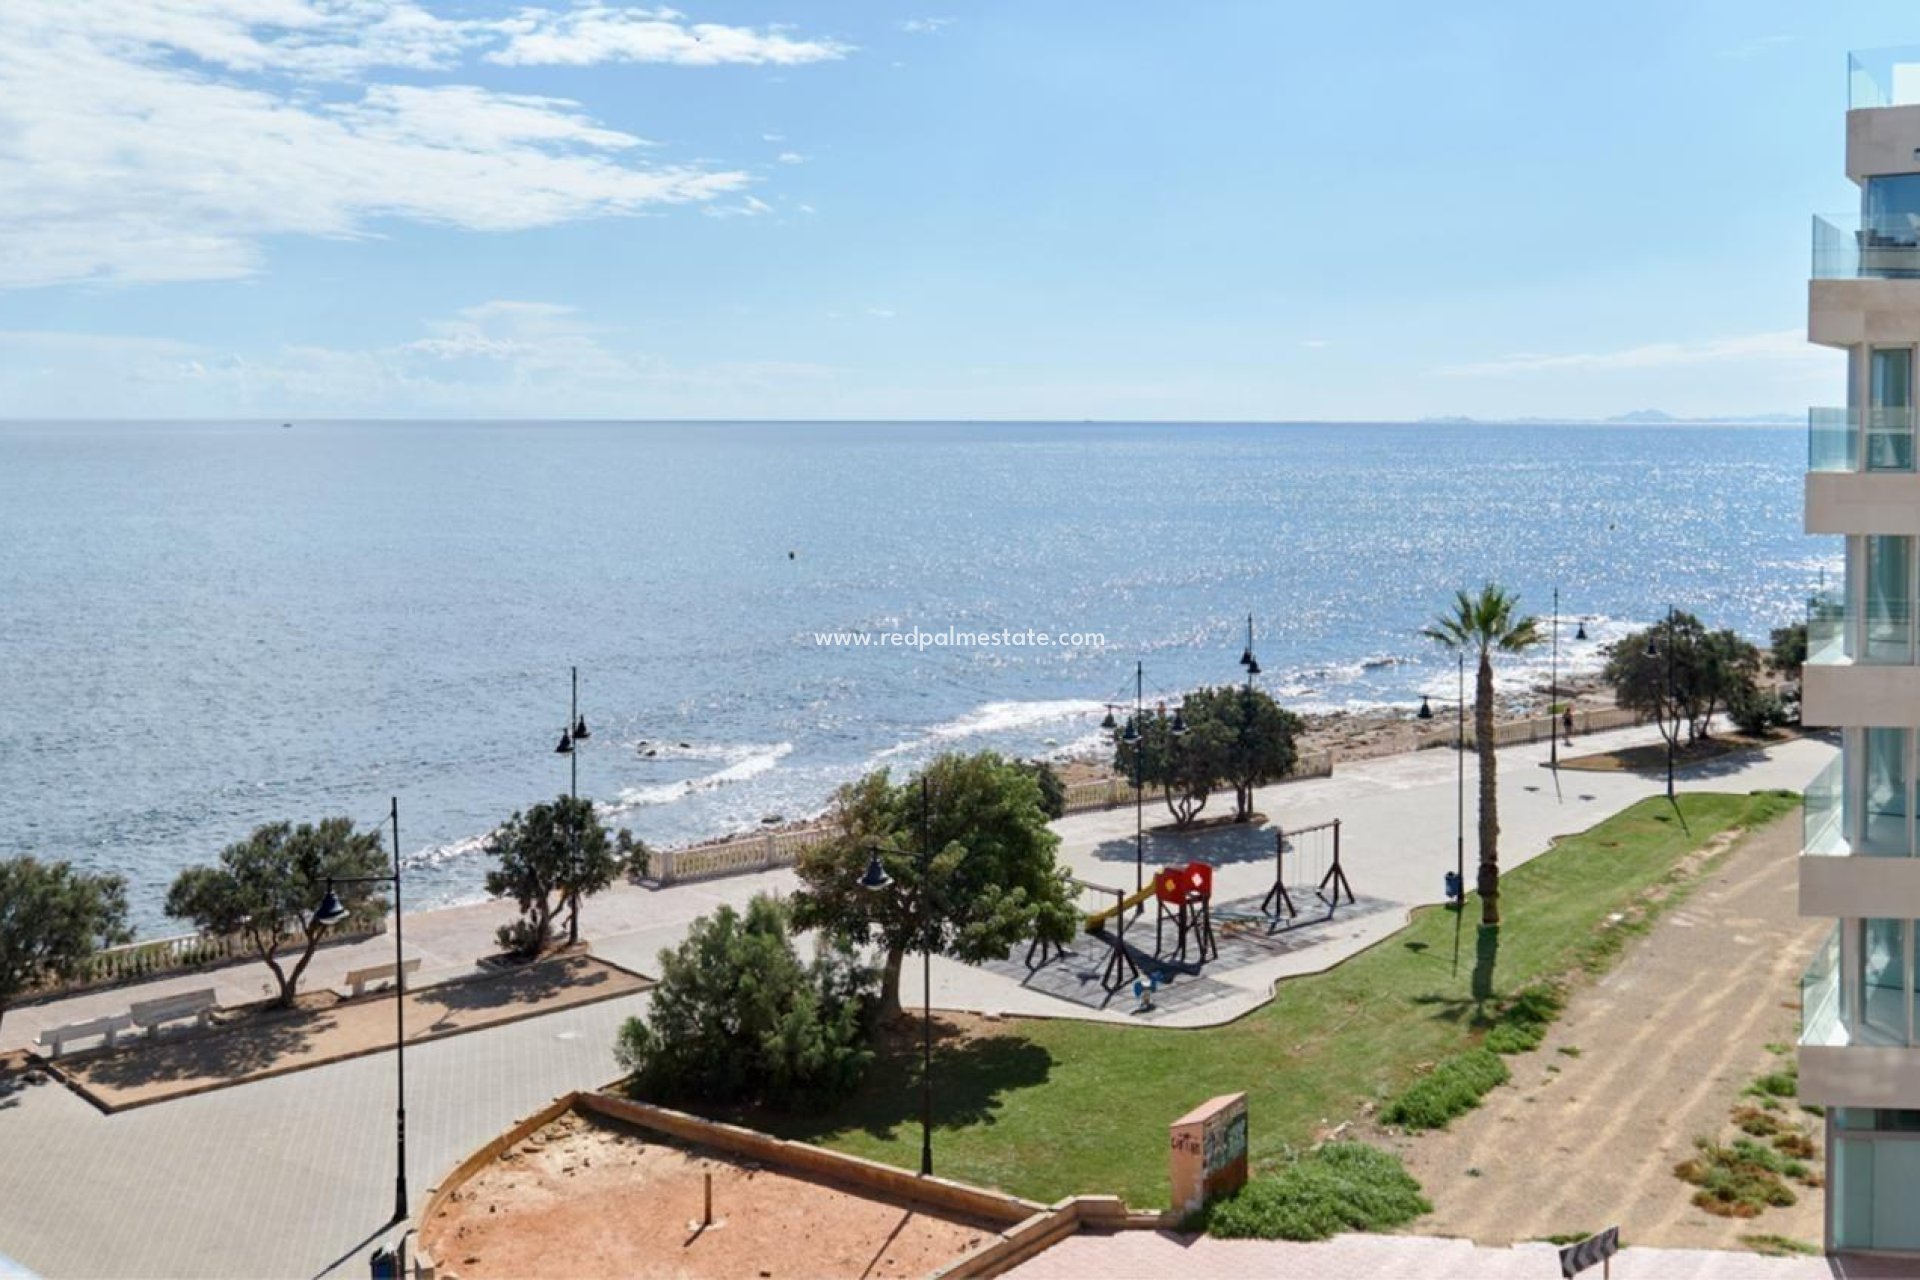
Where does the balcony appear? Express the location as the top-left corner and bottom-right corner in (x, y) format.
(1851, 47), (1920, 110)
(1811, 214), (1920, 280)
(1803, 924), (1842, 1046)
(1809, 408), (1917, 473)
(1805, 755), (1846, 854)
(1806, 591), (1852, 666)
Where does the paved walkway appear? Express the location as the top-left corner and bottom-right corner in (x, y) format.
(1008, 1231), (1908, 1278)
(909, 728), (1833, 1025)
(0, 726), (1834, 1278)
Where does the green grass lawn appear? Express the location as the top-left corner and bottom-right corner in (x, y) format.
(741, 790), (1798, 1208)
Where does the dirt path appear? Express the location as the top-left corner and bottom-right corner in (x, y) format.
(1385, 813), (1826, 1250)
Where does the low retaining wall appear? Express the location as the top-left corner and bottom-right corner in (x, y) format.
(22, 919), (386, 1006)
(412, 1090), (1169, 1280)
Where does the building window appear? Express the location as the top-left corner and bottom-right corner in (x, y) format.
(1864, 535), (1913, 662)
(1862, 728), (1912, 855)
(1869, 348), (1916, 470)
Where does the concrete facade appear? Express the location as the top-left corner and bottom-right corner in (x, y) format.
(1800, 45), (1920, 1257)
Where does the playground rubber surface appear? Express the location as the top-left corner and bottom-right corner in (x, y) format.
(976, 892), (1401, 1018)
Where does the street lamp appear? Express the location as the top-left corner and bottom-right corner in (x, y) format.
(1104, 661), (1184, 898)
(1645, 606), (1677, 800)
(858, 774), (936, 1178)
(1550, 588), (1561, 771)
(551, 666), (592, 945)
(1417, 651), (1468, 907)
(1237, 613), (1262, 821)
(310, 796), (409, 1228)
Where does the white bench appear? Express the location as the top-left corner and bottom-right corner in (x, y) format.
(129, 988), (218, 1037)
(35, 1012), (135, 1058)
(344, 957), (421, 998)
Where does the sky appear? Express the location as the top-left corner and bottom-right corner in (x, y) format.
(0, 1), (1913, 421)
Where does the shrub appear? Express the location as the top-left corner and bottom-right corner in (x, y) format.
(616, 894), (876, 1108)
(1381, 1049), (1510, 1130)
(1200, 1143), (1430, 1241)
(1484, 984), (1565, 1055)
(1773, 1132), (1815, 1159)
(1728, 685), (1788, 737)
(1746, 1069), (1798, 1099)
(1675, 1138), (1798, 1217)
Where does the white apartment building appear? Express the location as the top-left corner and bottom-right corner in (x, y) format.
(1801, 44), (1920, 1257)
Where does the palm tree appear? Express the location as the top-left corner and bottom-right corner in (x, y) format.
(1422, 584), (1543, 926)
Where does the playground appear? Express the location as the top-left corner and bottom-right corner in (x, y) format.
(977, 819), (1396, 1021)
(783, 789), (1805, 1210)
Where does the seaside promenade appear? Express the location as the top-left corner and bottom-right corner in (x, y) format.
(0, 723), (1832, 1278)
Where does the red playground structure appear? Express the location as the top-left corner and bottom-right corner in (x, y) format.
(1154, 860), (1218, 963)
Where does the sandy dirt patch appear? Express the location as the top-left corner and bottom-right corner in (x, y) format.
(1381, 814), (1826, 1251)
(422, 1109), (1000, 1280)
(52, 953), (648, 1111)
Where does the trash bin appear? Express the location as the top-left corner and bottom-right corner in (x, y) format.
(369, 1246), (397, 1280)
(1443, 870), (1463, 904)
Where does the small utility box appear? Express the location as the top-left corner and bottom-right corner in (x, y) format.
(1169, 1092), (1248, 1218)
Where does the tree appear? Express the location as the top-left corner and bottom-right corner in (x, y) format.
(1181, 685), (1306, 822)
(483, 795), (628, 958)
(1422, 584), (1543, 927)
(0, 857), (130, 1036)
(1016, 759), (1068, 821)
(615, 894), (875, 1107)
(1601, 613), (1762, 748)
(1769, 621), (1808, 681)
(790, 751), (1078, 1018)
(1112, 706), (1233, 828)
(165, 819), (386, 1007)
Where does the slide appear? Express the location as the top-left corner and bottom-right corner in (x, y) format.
(1083, 881), (1157, 934)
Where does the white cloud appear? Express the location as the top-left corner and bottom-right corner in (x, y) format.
(1435, 329), (1826, 377)
(866, 306), (896, 318)
(702, 195), (776, 219)
(1301, 338), (1330, 349)
(776, 151), (807, 165)
(0, 2), (854, 289)
(899, 18), (955, 35)
(489, 6), (852, 67)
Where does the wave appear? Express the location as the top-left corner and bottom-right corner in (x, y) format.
(610, 741), (795, 810)
(874, 698), (1107, 759)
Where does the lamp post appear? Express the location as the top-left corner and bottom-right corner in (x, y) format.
(1417, 651), (1467, 907)
(1101, 661), (1184, 897)
(1237, 614), (1262, 820)
(551, 666), (591, 945)
(1550, 588), (1560, 771)
(859, 774), (936, 1177)
(311, 797), (409, 1227)
(1646, 606), (1677, 800)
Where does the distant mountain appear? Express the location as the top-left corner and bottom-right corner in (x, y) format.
(1414, 410), (1801, 426)
(1603, 409), (1800, 425)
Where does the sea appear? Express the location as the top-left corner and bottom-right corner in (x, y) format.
(0, 420), (1831, 935)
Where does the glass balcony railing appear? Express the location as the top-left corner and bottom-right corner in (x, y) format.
(1802, 923), (1842, 1047)
(1805, 755), (1846, 855)
(1812, 214), (1920, 279)
(1808, 590), (1850, 666)
(1809, 407), (1919, 473)
(1851, 46), (1920, 110)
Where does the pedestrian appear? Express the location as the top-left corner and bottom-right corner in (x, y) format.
(1562, 704), (1575, 746)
